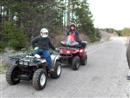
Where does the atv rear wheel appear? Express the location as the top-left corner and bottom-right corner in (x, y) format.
(6, 65), (20, 85)
(32, 69), (47, 90)
(72, 56), (80, 70)
(51, 61), (62, 79)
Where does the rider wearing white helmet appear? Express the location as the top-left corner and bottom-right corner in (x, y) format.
(40, 28), (49, 38)
(32, 28), (55, 72)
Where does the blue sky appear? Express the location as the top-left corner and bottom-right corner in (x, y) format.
(88, 0), (130, 30)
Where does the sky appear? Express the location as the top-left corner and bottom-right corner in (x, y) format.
(88, 0), (130, 30)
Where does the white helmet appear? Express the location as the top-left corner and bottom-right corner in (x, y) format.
(40, 28), (48, 38)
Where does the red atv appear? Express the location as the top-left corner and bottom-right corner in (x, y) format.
(59, 41), (87, 70)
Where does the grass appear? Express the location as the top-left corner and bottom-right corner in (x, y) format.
(0, 64), (8, 74)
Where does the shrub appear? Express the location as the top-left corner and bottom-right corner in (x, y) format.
(121, 28), (130, 36)
(0, 41), (6, 52)
(4, 21), (28, 50)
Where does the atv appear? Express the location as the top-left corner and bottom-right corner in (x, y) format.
(6, 50), (62, 90)
(59, 41), (87, 70)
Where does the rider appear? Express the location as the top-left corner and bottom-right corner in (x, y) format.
(66, 23), (81, 46)
(32, 28), (55, 72)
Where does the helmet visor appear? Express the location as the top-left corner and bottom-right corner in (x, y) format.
(41, 32), (48, 37)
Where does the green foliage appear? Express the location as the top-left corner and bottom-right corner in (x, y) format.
(121, 28), (130, 36)
(74, 1), (100, 42)
(0, 41), (6, 52)
(115, 30), (122, 36)
(0, 0), (101, 51)
(4, 21), (28, 50)
(8, 0), (63, 37)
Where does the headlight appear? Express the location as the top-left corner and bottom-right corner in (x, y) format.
(19, 61), (29, 65)
(19, 61), (24, 65)
(66, 50), (70, 54)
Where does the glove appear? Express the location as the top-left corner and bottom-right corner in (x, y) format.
(34, 54), (41, 59)
(34, 47), (39, 50)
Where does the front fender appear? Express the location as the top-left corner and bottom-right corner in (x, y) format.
(51, 54), (60, 66)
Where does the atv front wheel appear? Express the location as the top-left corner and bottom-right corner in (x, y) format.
(72, 56), (80, 70)
(6, 65), (20, 85)
(32, 69), (47, 90)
